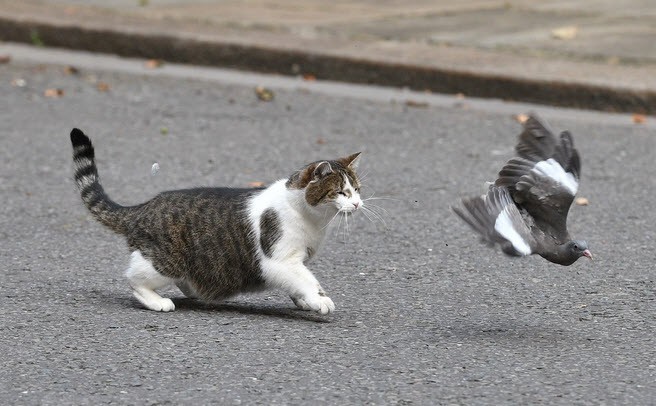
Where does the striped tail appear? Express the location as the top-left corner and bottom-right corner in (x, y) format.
(70, 128), (126, 234)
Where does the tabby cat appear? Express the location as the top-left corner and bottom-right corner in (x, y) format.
(70, 128), (363, 314)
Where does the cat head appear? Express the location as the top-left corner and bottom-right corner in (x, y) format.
(286, 153), (363, 213)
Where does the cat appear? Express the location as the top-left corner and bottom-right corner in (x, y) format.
(70, 128), (363, 314)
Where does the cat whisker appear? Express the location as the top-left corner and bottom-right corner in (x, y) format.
(366, 203), (389, 219)
(363, 196), (399, 202)
(359, 207), (377, 224)
(344, 212), (351, 241)
(341, 213), (346, 242)
(322, 210), (342, 231)
(361, 205), (388, 229)
(357, 170), (371, 184)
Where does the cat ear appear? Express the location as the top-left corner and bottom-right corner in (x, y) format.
(312, 161), (333, 181)
(341, 152), (361, 169)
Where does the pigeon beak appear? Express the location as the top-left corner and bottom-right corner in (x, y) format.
(582, 249), (593, 260)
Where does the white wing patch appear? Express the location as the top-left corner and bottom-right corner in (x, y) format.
(494, 208), (532, 256)
(532, 158), (578, 195)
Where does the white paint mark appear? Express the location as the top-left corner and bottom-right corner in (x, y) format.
(494, 208), (532, 256)
(532, 158), (578, 195)
(151, 162), (160, 176)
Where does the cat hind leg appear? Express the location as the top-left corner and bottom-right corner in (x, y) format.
(175, 280), (199, 299)
(125, 251), (176, 312)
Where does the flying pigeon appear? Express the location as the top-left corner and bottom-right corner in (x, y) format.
(453, 113), (592, 266)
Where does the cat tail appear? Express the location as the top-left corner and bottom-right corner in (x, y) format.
(70, 128), (128, 234)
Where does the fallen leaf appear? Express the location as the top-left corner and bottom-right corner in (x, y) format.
(44, 88), (64, 98)
(606, 56), (620, 65)
(248, 181), (265, 188)
(160, 126), (169, 135)
(575, 197), (589, 206)
(11, 78), (26, 87)
(64, 66), (79, 75)
(255, 86), (274, 101)
(405, 100), (428, 108)
(96, 82), (110, 92)
(514, 113), (530, 124)
(551, 26), (578, 40)
(316, 137), (327, 145)
(145, 59), (164, 69)
(455, 92), (465, 100)
(0, 55), (10, 64)
(632, 114), (646, 124)
(303, 74), (316, 81)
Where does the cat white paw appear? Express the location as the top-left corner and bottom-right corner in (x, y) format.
(295, 294), (335, 315)
(132, 290), (175, 312)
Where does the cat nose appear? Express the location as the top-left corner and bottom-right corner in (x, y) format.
(353, 202), (359, 209)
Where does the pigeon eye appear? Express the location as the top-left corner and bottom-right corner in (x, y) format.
(573, 244), (579, 250)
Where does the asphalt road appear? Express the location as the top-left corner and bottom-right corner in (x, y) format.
(1, 45), (655, 405)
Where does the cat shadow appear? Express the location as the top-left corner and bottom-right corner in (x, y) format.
(172, 297), (331, 323)
(80, 288), (329, 322)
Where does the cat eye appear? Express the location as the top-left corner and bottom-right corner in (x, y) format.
(337, 191), (346, 196)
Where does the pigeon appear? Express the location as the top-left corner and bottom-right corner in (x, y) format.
(453, 113), (592, 266)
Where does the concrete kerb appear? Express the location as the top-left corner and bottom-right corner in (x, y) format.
(1, 17), (654, 115)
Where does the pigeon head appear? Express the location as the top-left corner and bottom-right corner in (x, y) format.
(566, 240), (593, 261)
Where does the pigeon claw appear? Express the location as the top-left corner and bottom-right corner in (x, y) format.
(582, 249), (593, 260)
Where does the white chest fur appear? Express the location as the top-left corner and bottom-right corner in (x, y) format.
(247, 179), (332, 263)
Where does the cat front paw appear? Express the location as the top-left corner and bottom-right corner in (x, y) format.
(293, 293), (335, 315)
(132, 290), (175, 312)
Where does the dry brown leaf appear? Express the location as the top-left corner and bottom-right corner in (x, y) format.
(96, 82), (110, 92)
(551, 26), (578, 40)
(64, 66), (79, 75)
(514, 113), (530, 124)
(248, 181), (265, 188)
(44, 88), (64, 98)
(575, 197), (589, 206)
(455, 92), (465, 100)
(316, 137), (327, 145)
(0, 55), (11, 64)
(405, 100), (429, 108)
(632, 114), (646, 124)
(145, 59), (164, 69)
(255, 86), (274, 102)
(302, 74), (316, 81)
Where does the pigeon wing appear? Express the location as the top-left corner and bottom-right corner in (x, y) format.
(496, 115), (581, 241)
(515, 114), (581, 179)
(453, 186), (537, 257)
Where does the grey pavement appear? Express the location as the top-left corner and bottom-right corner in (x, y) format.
(1, 46), (655, 404)
(0, 0), (655, 113)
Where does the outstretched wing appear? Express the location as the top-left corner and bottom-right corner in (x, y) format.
(514, 114), (581, 179)
(453, 186), (536, 257)
(495, 114), (581, 241)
